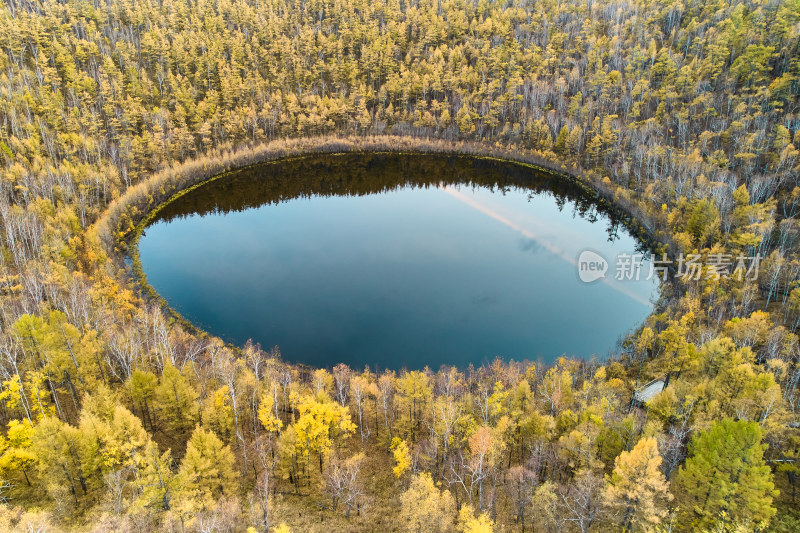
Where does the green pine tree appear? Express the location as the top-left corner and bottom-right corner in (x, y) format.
(676, 419), (777, 529)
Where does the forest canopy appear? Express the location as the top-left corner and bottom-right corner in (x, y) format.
(0, 0), (799, 531)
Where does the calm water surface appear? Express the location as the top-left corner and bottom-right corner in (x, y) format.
(139, 154), (657, 369)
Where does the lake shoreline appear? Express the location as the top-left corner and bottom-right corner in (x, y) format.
(86, 135), (674, 370)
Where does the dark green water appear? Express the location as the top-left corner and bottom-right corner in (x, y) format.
(139, 154), (657, 370)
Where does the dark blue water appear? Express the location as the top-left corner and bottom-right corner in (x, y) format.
(139, 154), (656, 369)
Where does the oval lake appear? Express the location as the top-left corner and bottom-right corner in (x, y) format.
(139, 154), (658, 369)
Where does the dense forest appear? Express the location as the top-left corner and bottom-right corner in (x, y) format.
(0, 0), (800, 531)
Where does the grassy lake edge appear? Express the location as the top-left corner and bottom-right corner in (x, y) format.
(88, 135), (672, 370)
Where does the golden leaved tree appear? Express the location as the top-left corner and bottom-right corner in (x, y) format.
(602, 436), (672, 532)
